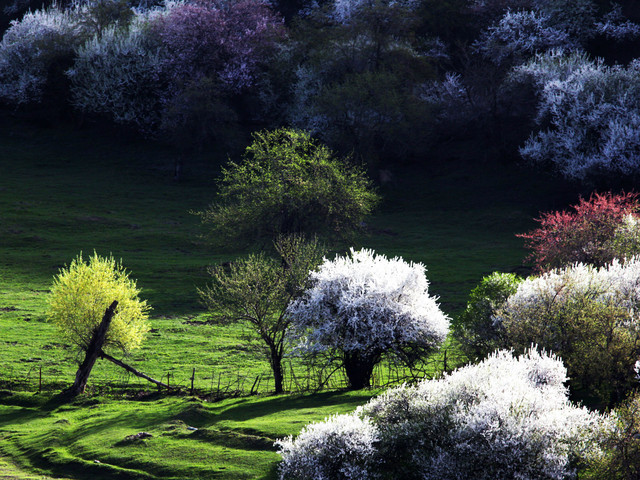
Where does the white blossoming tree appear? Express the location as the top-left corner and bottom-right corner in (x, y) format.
(516, 50), (640, 179)
(67, 18), (166, 132)
(277, 348), (610, 480)
(286, 248), (449, 389)
(0, 5), (87, 105)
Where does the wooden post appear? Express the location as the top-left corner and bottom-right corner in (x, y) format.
(63, 301), (118, 398)
(38, 365), (42, 393)
(250, 375), (260, 395)
(190, 368), (196, 395)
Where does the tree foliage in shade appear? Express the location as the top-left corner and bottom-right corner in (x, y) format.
(197, 128), (380, 246)
(150, 0), (285, 93)
(519, 191), (640, 271)
(277, 348), (610, 480)
(198, 234), (325, 394)
(286, 0), (436, 163)
(0, 5), (86, 105)
(47, 252), (150, 354)
(67, 19), (165, 131)
(286, 248), (449, 389)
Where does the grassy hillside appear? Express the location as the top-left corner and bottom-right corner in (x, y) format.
(0, 115), (583, 478)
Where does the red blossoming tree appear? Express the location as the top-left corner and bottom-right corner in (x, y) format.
(519, 191), (640, 271)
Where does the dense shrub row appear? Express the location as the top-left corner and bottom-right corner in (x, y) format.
(277, 191), (640, 480)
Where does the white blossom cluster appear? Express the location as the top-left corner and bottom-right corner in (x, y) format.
(286, 248), (449, 357)
(67, 18), (165, 131)
(276, 413), (379, 480)
(277, 348), (610, 480)
(330, 0), (418, 25)
(517, 50), (640, 179)
(495, 258), (640, 332)
(594, 4), (640, 40)
(0, 6), (87, 104)
(473, 10), (575, 65)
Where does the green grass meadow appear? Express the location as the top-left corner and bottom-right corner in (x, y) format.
(0, 116), (583, 478)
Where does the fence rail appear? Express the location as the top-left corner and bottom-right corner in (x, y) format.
(0, 350), (467, 398)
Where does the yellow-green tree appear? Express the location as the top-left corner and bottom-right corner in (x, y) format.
(48, 253), (151, 396)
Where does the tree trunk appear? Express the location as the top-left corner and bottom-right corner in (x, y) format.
(100, 351), (173, 390)
(343, 352), (378, 390)
(63, 301), (118, 397)
(270, 351), (284, 394)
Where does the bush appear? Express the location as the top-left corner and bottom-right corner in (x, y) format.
(276, 414), (378, 480)
(518, 191), (640, 271)
(277, 348), (610, 480)
(197, 128), (380, 246)
(453, 271), (522, 361)
(495, 259), (640, 406)
(286, 248), (449, 389)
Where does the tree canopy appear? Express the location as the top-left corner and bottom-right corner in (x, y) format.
(48, 252), (150, 354)
(197, 128), (380, 246)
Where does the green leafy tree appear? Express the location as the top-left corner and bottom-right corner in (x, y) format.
(453, 272), (522, 361)
(48, 252), (151, 396)
(197, 128), (380, 247)
(198, 235), (325, 394)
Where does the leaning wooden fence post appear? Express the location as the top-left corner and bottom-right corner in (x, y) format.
(250, 375), (260, 395)
(190, 368), (196, 395)
(63, 301), (118, 398)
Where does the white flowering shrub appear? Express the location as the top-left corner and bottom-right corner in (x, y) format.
(67, 18), (166, 131)
(329, 0), (418, 24)
(516, 50), (640, 179)
(595, 4), (640, 41)
(532, 0), (597, 42)
(496, 258), (640, 405)
(278, 348), (611, 480)
(473, 10), (574, 66)
(287, 248), (449, 389)
(0, 5), (87, 104)
(276, 414), (378, 480)
(469, 0), (624, 42)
